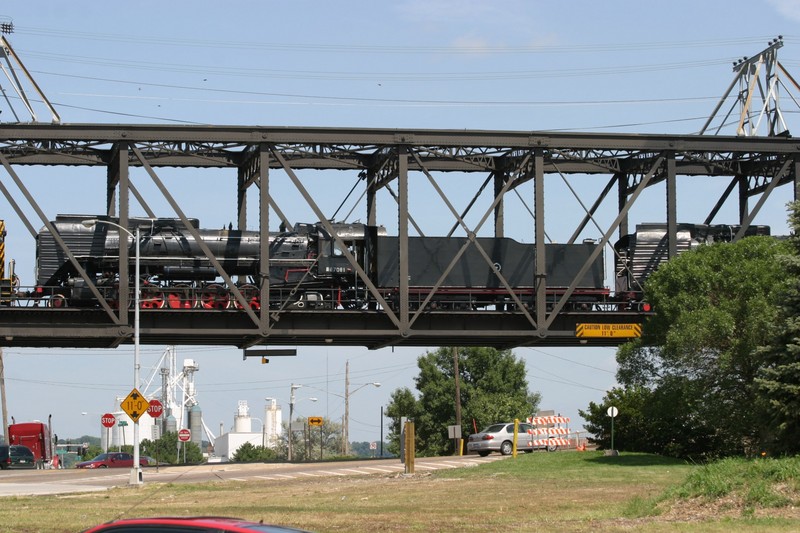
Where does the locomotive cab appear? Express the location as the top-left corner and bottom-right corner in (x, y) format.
(315, 223), (374, 280)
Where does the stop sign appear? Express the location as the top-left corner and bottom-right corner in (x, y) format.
(101, 413), (116, 428)
(147, 399), (164, 418)
(178, 428), (191, 442)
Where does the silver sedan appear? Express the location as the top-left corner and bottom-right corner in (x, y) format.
(467, 422), (557, 456)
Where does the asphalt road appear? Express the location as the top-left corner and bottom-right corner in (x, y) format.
(0, 454), (505, 497)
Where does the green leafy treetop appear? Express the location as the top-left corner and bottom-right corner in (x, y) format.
(385, 347), (540, 457)
(585, 229), (789, 459)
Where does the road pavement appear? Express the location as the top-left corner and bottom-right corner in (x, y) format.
(0, 454), (506, 497)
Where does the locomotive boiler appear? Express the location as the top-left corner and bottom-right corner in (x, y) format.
(34, 214), (610, 311)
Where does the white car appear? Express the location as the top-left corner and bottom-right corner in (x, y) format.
(467, 422), (558, 456)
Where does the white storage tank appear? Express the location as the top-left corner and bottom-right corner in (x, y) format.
(233, 400), (252, 433)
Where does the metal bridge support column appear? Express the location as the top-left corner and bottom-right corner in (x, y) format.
(493, 171), (505, 238)
(794, 155), (800, 202)
(398, 146), (409, 334)
(106, 153), (119, 218)
(738, 174), (748, 226)
(258, 144), (270, 329)
(366, 169), (377, 227)
(116, 143), (131, 320)
(616, 173), (628, 240)
(534, 149), (546, 331)
(666, 153), (677, 258)
(236, 165), (247, 232)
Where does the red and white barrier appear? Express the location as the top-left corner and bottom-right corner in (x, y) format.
(527, 416), (571, 425)
(532, 438), (571, 447)
(527, 427), (569, 435)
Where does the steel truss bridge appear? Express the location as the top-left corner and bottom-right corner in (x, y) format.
(0, 124), (797, 350)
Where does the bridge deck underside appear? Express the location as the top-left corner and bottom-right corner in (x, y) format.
(0, 308), (641, 349)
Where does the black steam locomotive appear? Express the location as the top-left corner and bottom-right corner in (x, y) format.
(34, 214), (609, 311)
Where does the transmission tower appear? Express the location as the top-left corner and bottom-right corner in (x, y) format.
(701, 36), (799, 137)
(0, 19), (61, 123)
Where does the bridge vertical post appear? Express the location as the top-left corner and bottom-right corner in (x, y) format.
(533, 149), (546, 325)
(617, 173), (628, 240)
(259, 144), (270, 326)
(493, 170), (505, 238)
(795, 155), (800, 202)
(397, 145), (409, 330)
(666, 153), (677, 259)
(117, 143), (131, 321)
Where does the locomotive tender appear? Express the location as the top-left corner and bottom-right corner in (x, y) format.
(34, 214), (608, 311)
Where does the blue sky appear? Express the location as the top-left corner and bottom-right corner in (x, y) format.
(0, 1), (798, 445)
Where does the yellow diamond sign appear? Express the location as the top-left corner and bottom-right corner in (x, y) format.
(120, 388), (148, 423)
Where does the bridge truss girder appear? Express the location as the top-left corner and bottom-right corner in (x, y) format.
(0, 124), (796, 349)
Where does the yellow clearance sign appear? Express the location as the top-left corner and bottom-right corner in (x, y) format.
(576, 323), (641, 338)
(120, 388), (148, 422)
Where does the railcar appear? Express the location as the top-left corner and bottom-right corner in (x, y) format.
(33, 214), (611, 311)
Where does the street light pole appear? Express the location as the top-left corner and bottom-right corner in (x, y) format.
(82, 219), (142, 485)
(132, 224), (141, 485)
(343, 361), (381, 456)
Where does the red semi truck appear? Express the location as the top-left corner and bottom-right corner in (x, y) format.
(7, 416), (56, 469)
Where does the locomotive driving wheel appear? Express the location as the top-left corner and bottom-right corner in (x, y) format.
(199, 283), (230, 309)
(140, 285), (166, 309)
(232, 284), (260, 310)
(164, 284), (196, 309)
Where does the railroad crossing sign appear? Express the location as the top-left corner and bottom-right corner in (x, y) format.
(178, 428), (192, 442)
(147, 399), (164, 418)
(120, 388), (147, 422)
(100, 413), (116, 428)
(307, 416), (323, 427)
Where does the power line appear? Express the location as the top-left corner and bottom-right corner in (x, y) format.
(12, 26), (784, 55)
(36, 70), (726, 107)
(523, 347), (616, 374)
(20, 49), (730, 81)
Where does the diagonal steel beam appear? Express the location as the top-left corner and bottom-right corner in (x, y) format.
(270, 148), (402, 330)
(0, 153), (120, 321)
(735, 157), (792, 239)
(129, 144), (262, 328)
(544, 154), (666, 330)
(408, 150), (537, 328)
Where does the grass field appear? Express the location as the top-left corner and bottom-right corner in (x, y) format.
(2, 451), (800, 532)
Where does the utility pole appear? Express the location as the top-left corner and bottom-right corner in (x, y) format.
(342, 361), (380, 456)
(0, 348), (7, 444)
(453, 347), (462, 454)
(453, 347), (462, 428)
(344, 361), (350, 455)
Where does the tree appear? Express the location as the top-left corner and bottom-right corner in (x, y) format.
(580, 380), (728, 457)
(757, 201), (800, 454)
(385, 347), (540, 456)
(141, 431), (203, 464)
(612, 234), (789, 458)
(280, 417), (344, 461)
(230, 442), (276, 462)
(384, 387), (419, 456)
(81, 444), (104, 460)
